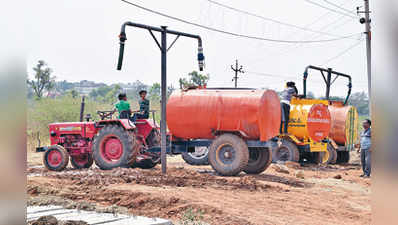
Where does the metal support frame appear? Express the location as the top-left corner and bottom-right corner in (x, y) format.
(303, 65), (352, 105)
(146, 139), (271, 154)
(116, 21), (205, 174)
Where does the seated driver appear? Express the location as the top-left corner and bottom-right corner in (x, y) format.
(114, 93), (131, 119)
(136, 90), (150, 119)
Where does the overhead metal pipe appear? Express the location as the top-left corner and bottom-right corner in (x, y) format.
(116, 21), (205, 174)
(303, 65), (352, 105)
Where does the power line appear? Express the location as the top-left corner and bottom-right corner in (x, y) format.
(206, 0), (351, 38)
(303, 0), (357, 19)
(245, 71), (297, 79)
(322, 37), (365, 65)
(322, 0), (357, 16)
(122, 0), (361, 44)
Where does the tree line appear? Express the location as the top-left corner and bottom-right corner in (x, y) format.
(27, 60), (369, 115)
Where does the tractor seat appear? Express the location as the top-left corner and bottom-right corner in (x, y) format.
(119, 110), (131, 119)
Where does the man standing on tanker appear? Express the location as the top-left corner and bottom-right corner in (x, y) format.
(280, 81), (298, 133)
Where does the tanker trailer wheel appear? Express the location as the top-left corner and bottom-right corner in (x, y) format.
(326, 144), (337, 164)
(70, 154), (94, 169)
(273, 139), (300, 163)
(308, 152), (323, 164)
(182, 147), (209, 166)
(208, 134), (249, 176)
(43, 145), (69, 171)
(336, 150), (350, 164)
(243, 147), (272, 174)
(92, 125), (137, 170)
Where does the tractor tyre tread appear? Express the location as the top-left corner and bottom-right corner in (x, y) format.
(92, 125), (137, 170)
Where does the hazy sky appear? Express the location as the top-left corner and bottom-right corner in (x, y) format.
(25, 0), (369, 97)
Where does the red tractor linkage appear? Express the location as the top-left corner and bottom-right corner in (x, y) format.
(36, 110), (161, 171)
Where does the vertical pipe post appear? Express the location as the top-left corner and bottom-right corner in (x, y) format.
(234, 60), (238, 88)
(80, 96), (85, 122)
(160, 26), (167, 174)
(325, 68), (332, 100)
(364, 0), (371, 116)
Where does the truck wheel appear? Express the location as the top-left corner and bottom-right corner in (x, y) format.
(243, 147), (272, 174)
(273, 139), (300, 162)
(326, 144), (337, 164)
(92, 125), (137, 170)
(70, 154), (94, 169)
(309, 152), (323, 164)
(182, 147), (209, 165)
(208, 134), (249, 176)
(43, 145), (69, 171)
(337, 151), (350, 164)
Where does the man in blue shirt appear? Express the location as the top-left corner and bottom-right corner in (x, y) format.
(358, 119), (372, 178)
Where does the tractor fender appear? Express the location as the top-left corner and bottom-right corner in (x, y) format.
(97, 119), (136, 130)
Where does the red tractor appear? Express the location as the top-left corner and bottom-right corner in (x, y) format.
(36, 110), (161, 171)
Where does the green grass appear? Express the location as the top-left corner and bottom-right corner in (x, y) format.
(27, 96), (161, 152)
(179, 208), (204, 225)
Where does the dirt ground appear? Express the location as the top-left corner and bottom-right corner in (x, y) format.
(27, 153), (371, 225)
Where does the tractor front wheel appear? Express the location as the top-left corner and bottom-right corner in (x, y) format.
(243, 147), (272, 174)
(208, 134), (249, 176)
(43, 145), (69, 171)
(70, 154), (94, 169)
(92, 125), (137, 170)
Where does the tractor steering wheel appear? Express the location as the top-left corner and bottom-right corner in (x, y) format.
(97, 111), (115, 120)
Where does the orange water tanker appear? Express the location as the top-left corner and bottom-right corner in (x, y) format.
(328, 101), (358, 149)
(167, 88), (281, 142)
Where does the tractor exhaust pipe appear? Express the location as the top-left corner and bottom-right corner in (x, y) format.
(80, 96), (85, 122)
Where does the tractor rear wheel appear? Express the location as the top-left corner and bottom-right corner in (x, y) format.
(243, 147), (272, 174)
(208, 134), (249, 176)
(182, 147), (209, 166)
(273, 139), (300, 163)
(92, 125), (137, 170)
(70, 154), (94, 169)
(43, 145), (69, 171)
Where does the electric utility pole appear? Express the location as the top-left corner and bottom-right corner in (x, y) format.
(358, 0), (371, 115)
(231, 59), (244, 88)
